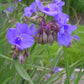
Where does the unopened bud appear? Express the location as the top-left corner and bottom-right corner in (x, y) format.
(23, 16), (28, 22)
(10, 51), (14, 54)
(26, 52), (30, 59)
(31, 16), (38, 22)
(12, 54), (17, 59)
(35, 33), (40, 43)
(43, 32), (48, 44)
(48, 34), (54, 45)
(38, 34), (43, 44)
(19, 54), (25, 64)
(52, 31), (58, 41)
(11, 45), (16, 50)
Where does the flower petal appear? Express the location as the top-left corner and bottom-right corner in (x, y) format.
(29, 24), (37, 35)
(15, 44), (24, 50)
(7, 28), (19, 45)
(20, 34), (34, 49)
(16, 23), (31, 35)
(24, 7), (30, 13)
(35, 0), (44, 10)
(74, 35), (79, 41)
(30, 2), (36, 12)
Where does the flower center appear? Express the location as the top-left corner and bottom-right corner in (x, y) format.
(15, 36), (23, 44)
(44, 6), (50, 11)
(30, 9), (33, 13)
(61, 17), (63, 20)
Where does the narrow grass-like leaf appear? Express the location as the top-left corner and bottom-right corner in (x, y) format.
(14, 60), (34, 84)
(0, 54), (13, 61)
(2, 77), (11, 84)
(75, 66), (84, 84)
(63, 46), (70, 84)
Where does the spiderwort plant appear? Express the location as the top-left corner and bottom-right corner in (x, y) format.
(35, 0), (60, 16)
(6, 0), (79, 65)
(4, 0), (80, 83)
(7, 28), (34, 50)
(7, 23), (35, 63)
(18, 0), (22, 2)
(23, 2), (36, 17)
(33, 0), (78, 47)
(54, 67), (59, 74)
(3, 6), (14, 13)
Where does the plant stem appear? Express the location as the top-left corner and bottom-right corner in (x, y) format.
(63, 46), (70, 84)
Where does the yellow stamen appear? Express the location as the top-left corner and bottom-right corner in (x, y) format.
(48, 6), (50, 8)
(21, 38), (23, 41)
(17, 35), (20, 37)
(15, 35), (20, 39)
(61, 17), (63, 20)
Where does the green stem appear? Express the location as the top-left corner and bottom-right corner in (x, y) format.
(63, 46), (70, 84)
(0, 54), (13, 61)
(66, 0), (70, 15)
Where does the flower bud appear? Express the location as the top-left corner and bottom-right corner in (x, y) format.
(52, 31), (58, 41)
(12, 54), (17, 59)
(38, 34), (43, 44)
(10, 51), (14, 54)
(11, 45), (16, 50)
(35, 33), (40, 43)
(43, 31), (48, 44)
(19, 54), (25, 64)
(26, 51), (30, 59)
(31, 16), (38, 22)
(23, 16), (28, 23)
(48, 34), (54, 45)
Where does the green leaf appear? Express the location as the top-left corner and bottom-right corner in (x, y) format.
(63, 46), (70, 84)
(0, 38), (7, 45)
(2, 77), (11, 84)
(0, 54), (13, 61)
(75, 66), (84, 84)
(14, 60), (34, 84)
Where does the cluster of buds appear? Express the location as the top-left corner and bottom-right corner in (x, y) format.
(35, 15), (59, 45)
(10, 45), (30, 64)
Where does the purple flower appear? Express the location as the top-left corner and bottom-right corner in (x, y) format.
(46, 75), (50, 79)
(3, 6), (14, 13)
(55, 67), (59, 72)
(3, 10), (7, 13)
(57, 24), (77, 47)
(16, 23), (36, 36)
(23, 2), (36, 17)
(54, 12), (69, 25)
(29, 24), (37, 35)
(19, 0), (21, 1)
(7, 24), (34, 50)
(8, 6), (13, 12)
(50, 58), (53, 62)
(65, 75), (74, 80)
(53, 0), (65, 10)
(35, 0), (60, 16)
(70, 76), (74, 79)
(65, 75), (67, 79)
(74, 35), (79, 41)
(54, 67), (59, 73)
